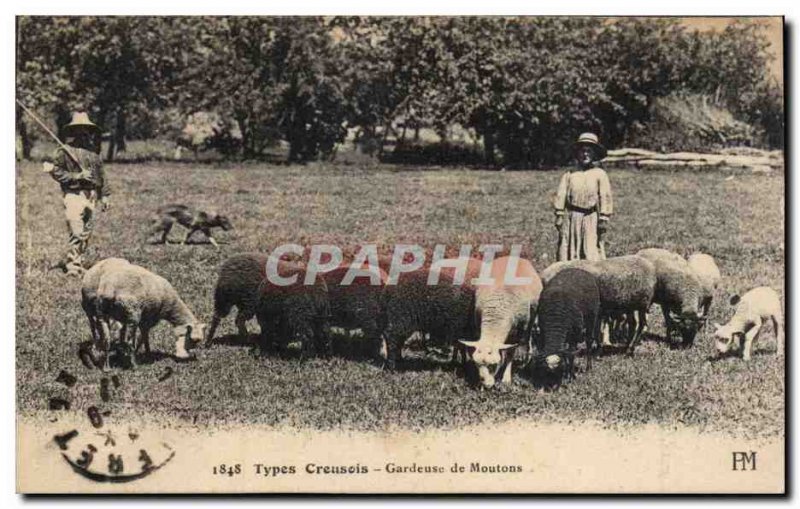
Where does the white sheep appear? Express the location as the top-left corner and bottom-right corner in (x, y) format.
(80, 258), (132, 368)
(81, 258), (132, 343)
(687, 253), (721, 321)
(95, 263), (206, 370)
(713, 287), (783, 361)
(459, 256), (542, 388)
(637, 248), (704, 347)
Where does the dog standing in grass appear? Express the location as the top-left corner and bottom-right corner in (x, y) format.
(149, 204), (232, 248)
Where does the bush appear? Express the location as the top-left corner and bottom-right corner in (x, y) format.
(178, 111), (243, 157)
(383, 140), (484, 166)
(625, 93), (762, 152)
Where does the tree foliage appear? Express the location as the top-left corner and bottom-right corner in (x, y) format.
(16, 16), (783, 164)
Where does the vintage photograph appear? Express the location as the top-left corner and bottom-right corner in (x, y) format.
(15, 15), (785, 494)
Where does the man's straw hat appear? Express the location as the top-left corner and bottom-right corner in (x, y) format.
(63, 112), (100, 135)
(574, 132), (607, 160)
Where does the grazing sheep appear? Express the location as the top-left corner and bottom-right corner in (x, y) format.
(687, 253), (722, 321)
(255, 261), (330, 357)
(81, 258), (132, 346)
(459, 256), (542, 388)
(637, 249), (703, 347)
(95, 263), (206, 371)
(714, 287), (783, 361)
(323, 264), (388, 358)
(383, 269), (476, 370)
(205, 253), (269, 347)
(534, 268), (601, 386)
(540, 256), (657, 354)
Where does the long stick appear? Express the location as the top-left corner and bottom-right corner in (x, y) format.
(15, 99), (87, 173)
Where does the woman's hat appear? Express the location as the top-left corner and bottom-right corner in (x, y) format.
(63, 112), (100, 135)
(574, 132), (607, 160)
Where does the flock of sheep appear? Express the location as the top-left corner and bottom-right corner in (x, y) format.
(77, 246), (784, 389)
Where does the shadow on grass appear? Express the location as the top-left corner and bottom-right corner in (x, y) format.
(207, 333), (256, 348)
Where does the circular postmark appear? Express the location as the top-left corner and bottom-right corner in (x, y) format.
(48, 365), (176, 485)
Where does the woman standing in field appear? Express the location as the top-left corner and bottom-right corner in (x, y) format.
(553, 132), (613, 262)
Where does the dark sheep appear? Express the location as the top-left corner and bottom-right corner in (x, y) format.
(323, 264), (388, 358)
(255, 261), (330, 357)
(383, 269), (477, 370)
(205, 253), (269, 346)
(534, 268), (601, 387)
(541, 256), (657, 354)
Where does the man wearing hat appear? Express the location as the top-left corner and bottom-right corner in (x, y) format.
(43, 112), (111, 276)
(552, 132), (613, 262)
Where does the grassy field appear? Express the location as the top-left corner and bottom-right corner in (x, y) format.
(16, 159), (785, 438)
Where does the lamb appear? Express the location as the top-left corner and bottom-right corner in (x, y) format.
(205, 253), (270, 347)
(94, 263), (206, 371)
(255, 261), (330, 357)
(459, 256), (542, 388)
(713, 287), (783, 361)
(534, 268), (601, 387)
(540, 256), (657, 354)
(687, 253), (721, 322)
(636, 248), (703, 347)
(383, 268), (476, 370)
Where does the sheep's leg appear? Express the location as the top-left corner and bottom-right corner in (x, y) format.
(312, 318), (331, 358)
(601, 320), (612, 346)
(384, 333), (406, 371)
(772, 312), (784, 356)
(98, 319), (112, 372)
(627, 309), (647, 355)
(362, 323), (386, 361)
(255, 314), (271, 356)
(235, 312), (249, 340)
(138, 327), (151, 357)
(451, 339), (466, 367)
(742, 322), (762, 361)
(500, 349), (513, 384)
(205, 313), (221, 348)
(127, 326), (138, 369)
(662, 305), (674, 342)
(85, 311), (99, 344)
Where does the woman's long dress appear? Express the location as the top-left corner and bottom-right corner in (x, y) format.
(553, 166), (613, 262)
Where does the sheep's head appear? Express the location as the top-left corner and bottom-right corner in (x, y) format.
(173, 323), (206, 359)
(713, 322), (742, 354)
(458, 339), (517, 389)
(672, 310), (702, 346)
(187, 323), (206, 344)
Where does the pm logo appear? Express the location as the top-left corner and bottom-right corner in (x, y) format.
(732, 451), (757, 471)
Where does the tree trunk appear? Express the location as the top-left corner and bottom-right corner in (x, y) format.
(16, 108), (32, 160)
(55, 106), (71, 141)
(115, 109), (127, 154)
(106, 136), (116, 162)
(484, 129), (496, 166)
(236, 116), (250, 160)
